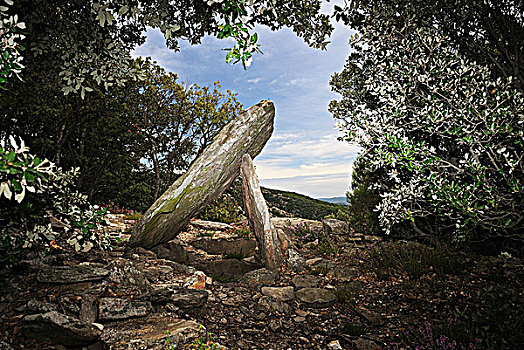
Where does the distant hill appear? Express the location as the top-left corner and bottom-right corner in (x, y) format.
(318, 196), (348, 205)
(261, 187), (349, 221)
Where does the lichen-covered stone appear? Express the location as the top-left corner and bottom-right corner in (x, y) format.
(129, 100), (275, 249)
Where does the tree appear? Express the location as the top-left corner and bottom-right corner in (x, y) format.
(3, 0), (333, 94)
(124, 58), (243, 200)
(330, 1), (524, 252)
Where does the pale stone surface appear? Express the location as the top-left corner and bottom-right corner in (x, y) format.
(192, 237), (257, 256)
(129, 100), (275, 249)
(98, 298), (152, 320)
(261, 286), (295, 302)
(292, 275), (320, 289)
(37, 264), (109, 284)
(240, 268), (277, 286)
(190, 220), (234, 231)
(295, 288), (337, 308)
(322, 218), (350, 235)
(23, 311), (102, 346)
(241, 153), (283, 270)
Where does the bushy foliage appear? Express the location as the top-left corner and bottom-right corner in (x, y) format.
(6, 0), (332, 94)
(0, 136), (110, 266)
(0, 0), (25, 89)
(331, 2), (524, 250)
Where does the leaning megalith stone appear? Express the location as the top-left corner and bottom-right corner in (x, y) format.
(129, 100), (275, 249)
(240, 153), (283, 270)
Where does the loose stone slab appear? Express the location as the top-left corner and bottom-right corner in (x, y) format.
(37, 264), (109, 284)
(261, 286), (295, 302)
(129, 100), (275, 249)
(98, 298), (152, 320)
(241, 153), (283, 269)
(23, 311), (102, 346)
(292, 275), (320, 289)
(322, 218), (350, 235)
(295, 288), (337, 308)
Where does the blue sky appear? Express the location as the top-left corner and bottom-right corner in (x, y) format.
(132, 7), (359, 198)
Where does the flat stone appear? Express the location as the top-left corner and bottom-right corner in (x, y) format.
(26, 300), (57, 314)
(192, 237), (256, 256)
(240, 268), (277, 286)
(295, 288), (337, 308)
(152, 240), (189, 264)
(261, 286), (294, 302)
(257, 296), (292, 315)
(191, 220), (234, 231)
(23, 311), (101, 346)
(37, 264), (109, 284)
(100, 316), (201, 349)
(150, 285), (208, 309)
(292, 275), (320, 289)
(323, 218), (350, 235)
(98, 298), (152, 320)
(294, 316), (306, 322)
(353, 306), (383, 325)
(353, 337), (380, 350)
(198, 258), (255, 281)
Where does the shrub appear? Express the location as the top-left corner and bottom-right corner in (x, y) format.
(0, 136), (110, 266)
(197, 193), (243, 224)
(364, 241), (464, 278)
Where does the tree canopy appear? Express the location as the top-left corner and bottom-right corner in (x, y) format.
(331, 0), (524, 253)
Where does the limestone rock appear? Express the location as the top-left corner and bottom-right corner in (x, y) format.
(129, 100), (275, 249)
(292, 275), (320, 289)
(353, 337), (380, 350)
(295, 288), (337, 308)
(100, 316), (201, 350)
(37, 264), (109, 284)
(150, 285), (208, 309)
(257, 296), (292, 315)
(240, 268), (277, 286)
(322, 218), (350, 235)
(151, 240), (189, 264)
(191, 220), (234, 231)
(23, 311), (102, 346)
(241, 153), (283, 269)
(98, 298), (152, 320)
(287, 249), (307, 273)
(26, 299), (57, 314)
(261, 286), (294, 302)
(192, 237), (256, 257)
(198, 258), (256, 281)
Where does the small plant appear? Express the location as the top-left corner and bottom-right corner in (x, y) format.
(197, 193), (243, 224)
(124, 211), (142, 220)
(164, 330), (176, 349)
(189, 325), (225, 350)
(232, 219), (252, 238)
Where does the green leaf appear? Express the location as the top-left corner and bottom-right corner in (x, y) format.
(6, 151), (15, 162)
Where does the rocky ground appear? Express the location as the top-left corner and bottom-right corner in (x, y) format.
(0, 215), (522, 350)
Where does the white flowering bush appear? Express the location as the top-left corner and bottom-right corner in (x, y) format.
(331, 15), (524, 249)
(0, 0), (25, 88)
(0, 136), (111, 266)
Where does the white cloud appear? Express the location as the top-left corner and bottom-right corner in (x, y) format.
(247, 77), (263, 83)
